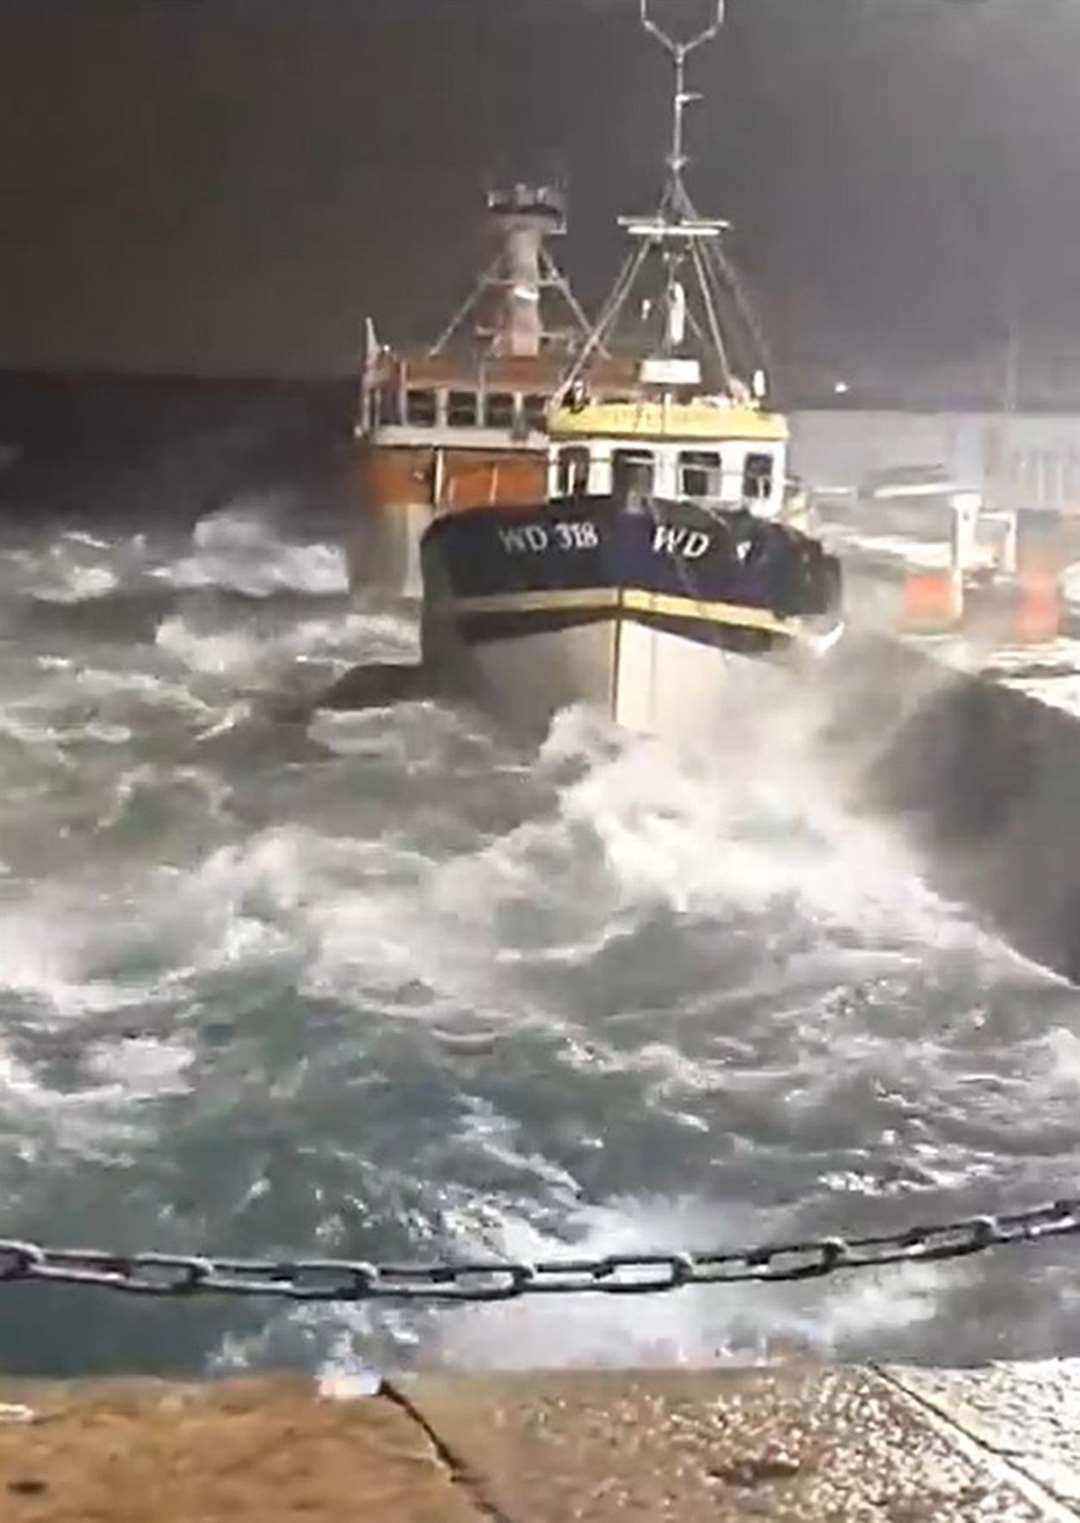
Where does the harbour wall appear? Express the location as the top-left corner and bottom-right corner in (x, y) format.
(825, 633), (1080, 984)
(786, 405), (1080, 982)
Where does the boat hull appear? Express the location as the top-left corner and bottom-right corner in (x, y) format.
(351, 438), (549, 599)
(420, 496), (843, 737)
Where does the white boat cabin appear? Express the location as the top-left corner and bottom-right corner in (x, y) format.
(546, 399), (790, 519)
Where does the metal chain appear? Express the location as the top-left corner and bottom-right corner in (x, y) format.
(0, 1197), (1077, 1303)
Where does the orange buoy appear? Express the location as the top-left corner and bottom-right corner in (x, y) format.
(1011, 569), (1062, 644)
(902, 568), (963, 633)
(1010, 510), (1064, 644)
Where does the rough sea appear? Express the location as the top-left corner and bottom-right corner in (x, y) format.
(1, 482), (1078, 1382)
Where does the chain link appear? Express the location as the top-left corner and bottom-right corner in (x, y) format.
(0, 1196), (1077, 1303)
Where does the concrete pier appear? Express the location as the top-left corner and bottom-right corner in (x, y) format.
(823, 627), (1080, 982)
(808, 455), (1080, 976)
(4, 1360), (1080, 1521)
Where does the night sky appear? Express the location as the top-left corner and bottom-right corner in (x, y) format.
(0, 0), (1077, 380)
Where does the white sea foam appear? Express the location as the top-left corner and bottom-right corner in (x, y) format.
(160, 504), (348, 597)
(0, 494), (1076, 1380)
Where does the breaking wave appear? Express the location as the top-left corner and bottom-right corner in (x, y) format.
(0, 491), (1076, 1381)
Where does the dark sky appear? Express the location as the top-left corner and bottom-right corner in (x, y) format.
(0, 0), (1077, 378)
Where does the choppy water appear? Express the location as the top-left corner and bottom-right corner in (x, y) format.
(0, 487), (1078, 1382)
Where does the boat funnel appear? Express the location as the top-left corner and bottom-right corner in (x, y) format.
(487, 184), (567, 359)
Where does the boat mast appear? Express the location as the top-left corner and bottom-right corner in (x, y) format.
(560, 0), (772, 399)
(640, 0), (725, 211)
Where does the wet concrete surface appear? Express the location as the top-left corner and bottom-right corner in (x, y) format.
(4, 1362), (1080, 1520)
(0, 1374), (485, 1523)
(887, 1360), (1080, 1518)
(404, 1365), (1078, 1522)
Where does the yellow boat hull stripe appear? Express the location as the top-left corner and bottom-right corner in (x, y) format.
(622, 588), (797, 636)
(437, 588), (620, 615)
(434, 586), (798, 636)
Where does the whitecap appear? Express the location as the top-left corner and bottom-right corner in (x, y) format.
(160, 505), (348, 597)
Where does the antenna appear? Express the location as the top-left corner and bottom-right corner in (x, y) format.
(640, 0), (726, 192)
(559, 0), (772, 402)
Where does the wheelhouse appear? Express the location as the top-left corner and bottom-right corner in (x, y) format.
(546, 400), (789, 518)
(364, 371), (557, 443)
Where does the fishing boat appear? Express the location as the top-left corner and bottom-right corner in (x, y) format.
(417, 1), (843, 738)
(351, 183), (611, 598)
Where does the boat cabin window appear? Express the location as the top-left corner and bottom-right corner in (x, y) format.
(612, 449), (655, 510)
(557, 446), (590, 498)
(744, 452), (775, 502)
(406, 388), (437, 427)
(485, 392), (516, 429)
(447, 390), (478, 427)
(377, 385), (400, 427)
(679, 450), (722, 500)
(524, 394), (548, 432)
